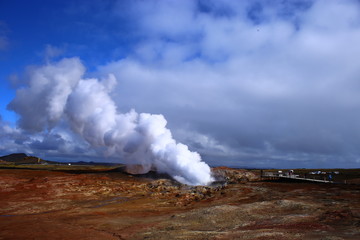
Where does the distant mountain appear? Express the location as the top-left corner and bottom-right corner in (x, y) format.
(0, 153), (28, 162)
(0, 153), (119, 166)
(0, 153), (55, 164)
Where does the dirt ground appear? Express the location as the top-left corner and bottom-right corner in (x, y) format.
(0, 168), (359, 240)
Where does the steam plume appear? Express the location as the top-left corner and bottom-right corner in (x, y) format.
(8, 58), (214, 185)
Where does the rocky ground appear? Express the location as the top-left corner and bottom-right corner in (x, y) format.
(0, 167), (359, 239)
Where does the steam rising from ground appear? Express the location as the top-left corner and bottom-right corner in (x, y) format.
(8, 58), (214, 185)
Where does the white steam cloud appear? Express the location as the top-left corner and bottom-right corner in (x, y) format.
(8, 58), (214, 185)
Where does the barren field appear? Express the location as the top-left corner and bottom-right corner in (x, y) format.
(0, 166), (359, 240)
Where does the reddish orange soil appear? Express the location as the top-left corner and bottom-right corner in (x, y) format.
(0, 168), (359, 239)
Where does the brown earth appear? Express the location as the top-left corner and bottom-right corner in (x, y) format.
(0, 167), (359, 240)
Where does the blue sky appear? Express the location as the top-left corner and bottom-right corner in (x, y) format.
(1, 0), (360, 168)
(0, 0), (131, 122)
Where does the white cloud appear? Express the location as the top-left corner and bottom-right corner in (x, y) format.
(96, 0), (360, 167)
(8, 58), (85, 131)
(44, 44), (65, 62)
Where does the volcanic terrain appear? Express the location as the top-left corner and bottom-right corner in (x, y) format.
(0, 164), (359, 239)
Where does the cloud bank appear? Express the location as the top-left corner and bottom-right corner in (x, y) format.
(3, 0), (360, 169)
(99, 0), (360, 168)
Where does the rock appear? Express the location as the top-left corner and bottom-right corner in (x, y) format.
(212, 167), (259, 184)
